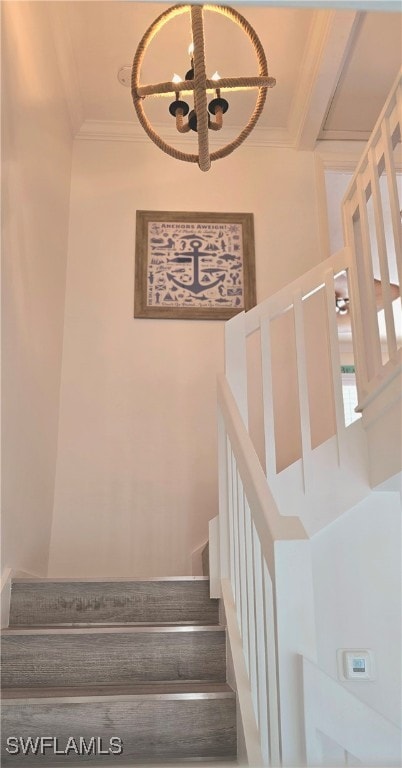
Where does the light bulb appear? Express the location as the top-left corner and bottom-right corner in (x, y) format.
(188, 42), (194, 56)
(172, 73), (182, 84)
(211, 71), (221, 81)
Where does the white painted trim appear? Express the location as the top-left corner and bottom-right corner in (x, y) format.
(1, 565), (12, 593)
(1, 567), (41, 628)
(75, 119), (293, 148)
(191, 539), (207, 576)
(1, 567), (12, 628)
(209, 517), (221, 599)
(221, 578), (264, 768)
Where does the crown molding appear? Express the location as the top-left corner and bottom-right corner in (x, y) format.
(47, 4), (84, 136)
(75, 119), (295, 149)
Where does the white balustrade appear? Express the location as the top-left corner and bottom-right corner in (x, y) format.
(213, 72), (402, 767)
(343, 71), (402, 404)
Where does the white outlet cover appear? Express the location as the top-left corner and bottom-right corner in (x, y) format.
(337, 649), (375, 681)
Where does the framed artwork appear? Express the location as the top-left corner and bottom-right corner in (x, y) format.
(134, 210), (256, 320)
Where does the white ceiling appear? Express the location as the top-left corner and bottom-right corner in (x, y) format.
(52, 2), (401, 148)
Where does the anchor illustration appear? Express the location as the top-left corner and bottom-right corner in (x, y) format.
(167, 239), (225, 295)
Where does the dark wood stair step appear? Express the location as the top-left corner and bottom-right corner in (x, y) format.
(1, 626), (226, 689)
(9, 578), (219, 627)
(1, 683), (236, 765)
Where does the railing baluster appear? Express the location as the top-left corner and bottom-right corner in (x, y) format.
(226, 311), (249, 428)
(343, 197), (370, 396)
(382, 115), (402, 289)
(293, 290), (312, 493)
(263, 556), (281, 768)
(324, 267), (345, 458)
(253, 526), (270, 766)
(245, 500), (258, 723)
(260, 315), (277, 480)
(227, 440), (235, 593)
(218, 410), (230, 585)
(238, 479), (249, 672)
(233, 464), (241, 627)
(356, 175), (383, 375)
(368, 145), (398, 362)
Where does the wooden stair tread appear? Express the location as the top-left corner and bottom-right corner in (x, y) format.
(9, 579), (219, 627)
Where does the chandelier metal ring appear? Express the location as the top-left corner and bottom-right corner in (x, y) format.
(131, 4), (276, 171)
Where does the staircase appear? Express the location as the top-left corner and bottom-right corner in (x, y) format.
(1, 577), (237, 765)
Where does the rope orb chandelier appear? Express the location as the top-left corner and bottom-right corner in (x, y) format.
(131, 4), (276, 172)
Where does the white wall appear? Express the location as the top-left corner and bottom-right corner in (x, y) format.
(48, 138), (322, 576)
(312, 490), (401, 726)
(1, 2), (73, 576)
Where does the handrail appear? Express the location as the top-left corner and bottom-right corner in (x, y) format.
(244, 246), (351, 336)
(218, 374), (307, 581)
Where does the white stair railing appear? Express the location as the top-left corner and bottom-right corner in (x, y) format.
(217, 374), (316, 767)
(214, 73), (402, 767)
(223, 246), (371, 538)
(343, 70), (401, 409)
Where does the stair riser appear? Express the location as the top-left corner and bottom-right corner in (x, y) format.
(2, 630), (226, 688)
(9, 580), (219, 627)
(1, 697), (236, 764)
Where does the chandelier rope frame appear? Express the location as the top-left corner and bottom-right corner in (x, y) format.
(131, 4), (276, 171)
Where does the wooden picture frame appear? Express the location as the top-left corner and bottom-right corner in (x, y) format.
(134, 210), (256, 320)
